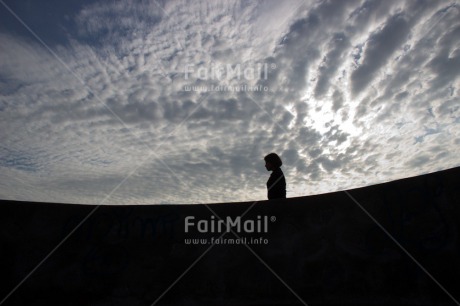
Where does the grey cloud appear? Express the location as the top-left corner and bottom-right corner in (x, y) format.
(304, 160), (322, 181)
(314, 33), (351, 98)
(394, 91), (409, 102)
(351, 14), (411, 96)
(332, 90), (344, 113)
(406, 155), (430, 168)
(298, 126), (322, 144)
(353, 96), (370, 125)
(308, 148), (323, 159)
(294, 101), (309, 126)
(257, 2), (346, 101)
(427, 51), (460, 90)
(352, 2), (458, 108)
(322, 124), (349, 146)
(282, 149), (299, 166)
(315, 155), (343, 173)
(374, 102), (403, 124)
(347, 0), (399, 35)
(437, 99), (460, 118)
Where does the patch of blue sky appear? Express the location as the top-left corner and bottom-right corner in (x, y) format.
(0, 0), (90, 47)
(414, 124), (444, 144)
(0, 147), (41, 172)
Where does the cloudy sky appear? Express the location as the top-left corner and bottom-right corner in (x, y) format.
(0, 0), (459, 205)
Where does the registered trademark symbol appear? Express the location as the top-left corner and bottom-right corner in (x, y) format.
(270, 216), (276, 222)
(270, 63), (276, 70)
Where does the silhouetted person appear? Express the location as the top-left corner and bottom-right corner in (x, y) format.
(264, 153), (286, 200)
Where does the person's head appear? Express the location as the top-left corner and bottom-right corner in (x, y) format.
(264, 153), (282, 171)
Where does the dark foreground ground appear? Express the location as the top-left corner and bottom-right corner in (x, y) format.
(1, 167), (460, 305)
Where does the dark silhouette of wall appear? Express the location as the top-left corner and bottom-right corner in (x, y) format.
(1, 167), (459, 305)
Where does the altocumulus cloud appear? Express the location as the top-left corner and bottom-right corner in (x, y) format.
(0, 0), (459, 204)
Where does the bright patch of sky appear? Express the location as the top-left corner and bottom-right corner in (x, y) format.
(0, 0), (459, 204)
